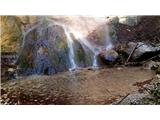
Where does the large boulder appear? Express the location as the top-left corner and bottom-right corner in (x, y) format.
(125, 42), (160, 61)
(118, 16), (138, 26)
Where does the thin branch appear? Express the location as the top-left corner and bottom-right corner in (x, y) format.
(125, 43), (138, 64)
(115, 93), (130, 105)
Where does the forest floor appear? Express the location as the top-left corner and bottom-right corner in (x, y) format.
(1, 67), (159, 105)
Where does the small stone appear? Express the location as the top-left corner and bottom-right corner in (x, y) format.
(156, 74), (160, 80)
(117, 67), (123, 70)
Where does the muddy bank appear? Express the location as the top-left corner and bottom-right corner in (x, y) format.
(0, 67), (157, 105)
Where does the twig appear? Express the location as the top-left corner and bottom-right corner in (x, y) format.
(116, 93), (130, 105)
(125, 43), (138, 64)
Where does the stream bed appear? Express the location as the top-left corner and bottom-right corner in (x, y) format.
(0, 67), (157, 105)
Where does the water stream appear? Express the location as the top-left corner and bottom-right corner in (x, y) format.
(63, 26), (77, 71)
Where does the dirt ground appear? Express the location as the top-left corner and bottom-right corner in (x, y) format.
(0, 67), (156, 105)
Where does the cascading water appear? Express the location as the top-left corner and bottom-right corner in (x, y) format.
(70, 29), (99, 68)
(92, 47), (101, 68)
(63, 26), (77, 71)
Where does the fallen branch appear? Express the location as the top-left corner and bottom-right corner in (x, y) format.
(116, 93), (130, 105)
(125, 43), (138, 64)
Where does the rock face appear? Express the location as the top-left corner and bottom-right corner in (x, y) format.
(1, 16), (23, 52)
(17, 24), (71, 75)
(125, 42), (160, 61)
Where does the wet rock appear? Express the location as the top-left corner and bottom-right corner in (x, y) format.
(125, 42), (160, 61)
(143, 61), (160, 70)
(99, 49), (119, 62)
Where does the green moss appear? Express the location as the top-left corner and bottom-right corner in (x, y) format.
(76, 49), (85, 62)
(55, 36), (67, 49)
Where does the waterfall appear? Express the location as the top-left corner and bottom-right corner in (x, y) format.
(78, 38), (100, 68)
(69, 29), (99, 68)
(17, 16), (113, 75)
(46, 17), (113, 70)
(63, 26), (77, 71)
